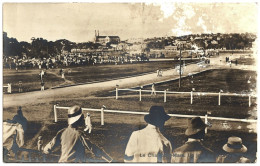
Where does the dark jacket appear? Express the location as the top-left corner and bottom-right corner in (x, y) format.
(172, 139), (216, 163)
(43, 126), (112, 162)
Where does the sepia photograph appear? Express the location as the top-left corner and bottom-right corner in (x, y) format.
(1, 1), (258, 163)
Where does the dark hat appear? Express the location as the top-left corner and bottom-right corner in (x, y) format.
(185, 117), (206, 136)
(68, 105), (83, 125)
(223, 136), (247, 153)
(144, 106), (170, 127)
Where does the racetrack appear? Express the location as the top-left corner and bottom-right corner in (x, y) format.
(3, 53), (256, 108)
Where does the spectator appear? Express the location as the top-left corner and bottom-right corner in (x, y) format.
(7, 83), (12, 93)
(37, 136), (43, 152)
(216, 136), (250, 163)
(124, 106), (172, 163)
(12, 106), (28, 132)
(172, 117), (216, 163)
(151, 83), (156, 95)
(43, 105), (113, 163)
(84, 113), (92, 134)
(18, 81), (22, 93)
(41, 81), (45, 91)
(3, 120), (24, 160)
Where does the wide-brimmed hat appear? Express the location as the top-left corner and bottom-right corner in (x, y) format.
(68, 105), (83, 125)
(185, 117), (206, 136)
(223, 136), (247, 153)
(144, 106), (170, 127)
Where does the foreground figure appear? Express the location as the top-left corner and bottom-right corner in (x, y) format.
(172, 117), (216, 163)
(124, 106), (172, 163)
(43, 105), (113, 163)
(216, 136), (250, 163)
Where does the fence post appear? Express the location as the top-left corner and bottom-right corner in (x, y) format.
(191, 91), (193, 104)
(116, 88), (118, 100)
(54, 105), (57, 123)
(249, 95), (251, 107)
(164, 90), (167, 103)
(101, 107), (104, 126)
(218, 92), (221, 106)
(205, 114), (208, 134)
(139, 89), (142, 101)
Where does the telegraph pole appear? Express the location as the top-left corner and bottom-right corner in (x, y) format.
(179, 44), (182, 88)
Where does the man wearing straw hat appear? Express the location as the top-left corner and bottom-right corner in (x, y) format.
(216, 136), (250, 163)
(43, 105), (113, 163)
(172, 117), (216, 163)
(124, 106), (172, 163)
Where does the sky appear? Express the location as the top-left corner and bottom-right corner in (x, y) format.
(2, 2), (259, 43)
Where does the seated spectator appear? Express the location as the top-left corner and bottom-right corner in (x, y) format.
(3, 120), (25, 160)
(43, 105), (113, 163)
(216, 136), (250, 163)
(12, 106), (28, 132)
(172, 117), (216, 163)
(124, 106), (172, 163)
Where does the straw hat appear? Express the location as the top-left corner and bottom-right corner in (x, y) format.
(223, 136), (247, 153)
(68, 105), (83, 125)
(144, 106), (170, 127)
(185, 117), (206, 136)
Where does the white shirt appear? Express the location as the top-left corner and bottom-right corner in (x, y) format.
(124, 124), (172, 163)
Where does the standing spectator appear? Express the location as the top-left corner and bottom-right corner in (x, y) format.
(151, 83), (156, 95)
(37, 136), (43, 152)
(60, 68), (63, 75)
(18, 81), (22, 93)
(41, 81), (45, 91)
(7, 83), (12, 93)
(124, 106), (172, 163)
(84, 113), (92, 134)
(157, 69), (159, 77)
(235, 59), (238, 66)
(43, 105), (113, 163)
(12, 106), (28, 132)
(39, 70), (44, 81)
(172, 117), (216, 163)
(216, 136), (250, 163)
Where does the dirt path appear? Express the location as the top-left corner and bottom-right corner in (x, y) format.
(3, 55), (256, 108)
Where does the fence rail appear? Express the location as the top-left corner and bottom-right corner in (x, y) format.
(54, 105), (257, 129)
(3, 84), (12, 93)
(115, 88), (255, 107)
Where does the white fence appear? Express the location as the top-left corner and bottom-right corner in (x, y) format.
(53, 105), (257, 133)
(115, 88), (255, 107)
(3, 84), (12, 93)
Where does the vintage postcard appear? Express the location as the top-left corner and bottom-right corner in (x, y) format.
(2, 1), (258, 163)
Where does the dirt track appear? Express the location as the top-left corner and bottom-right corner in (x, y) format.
(3, 54), (256, 108)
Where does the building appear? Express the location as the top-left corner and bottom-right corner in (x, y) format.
(94, 30), (120, 45)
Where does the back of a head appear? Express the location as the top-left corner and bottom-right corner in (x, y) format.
(68, 105), (84, 128)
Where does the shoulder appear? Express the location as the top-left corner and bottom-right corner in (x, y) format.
(173, 143), (188, 152)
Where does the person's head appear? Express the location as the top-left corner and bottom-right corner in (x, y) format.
(68, 105), (84, 128)
(223, 136), (247, 154)
(17, 106), (23, 116)
(87, 113), (90, 117)
(144, 106), (170, 131)
(185, 117), (206, 139)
